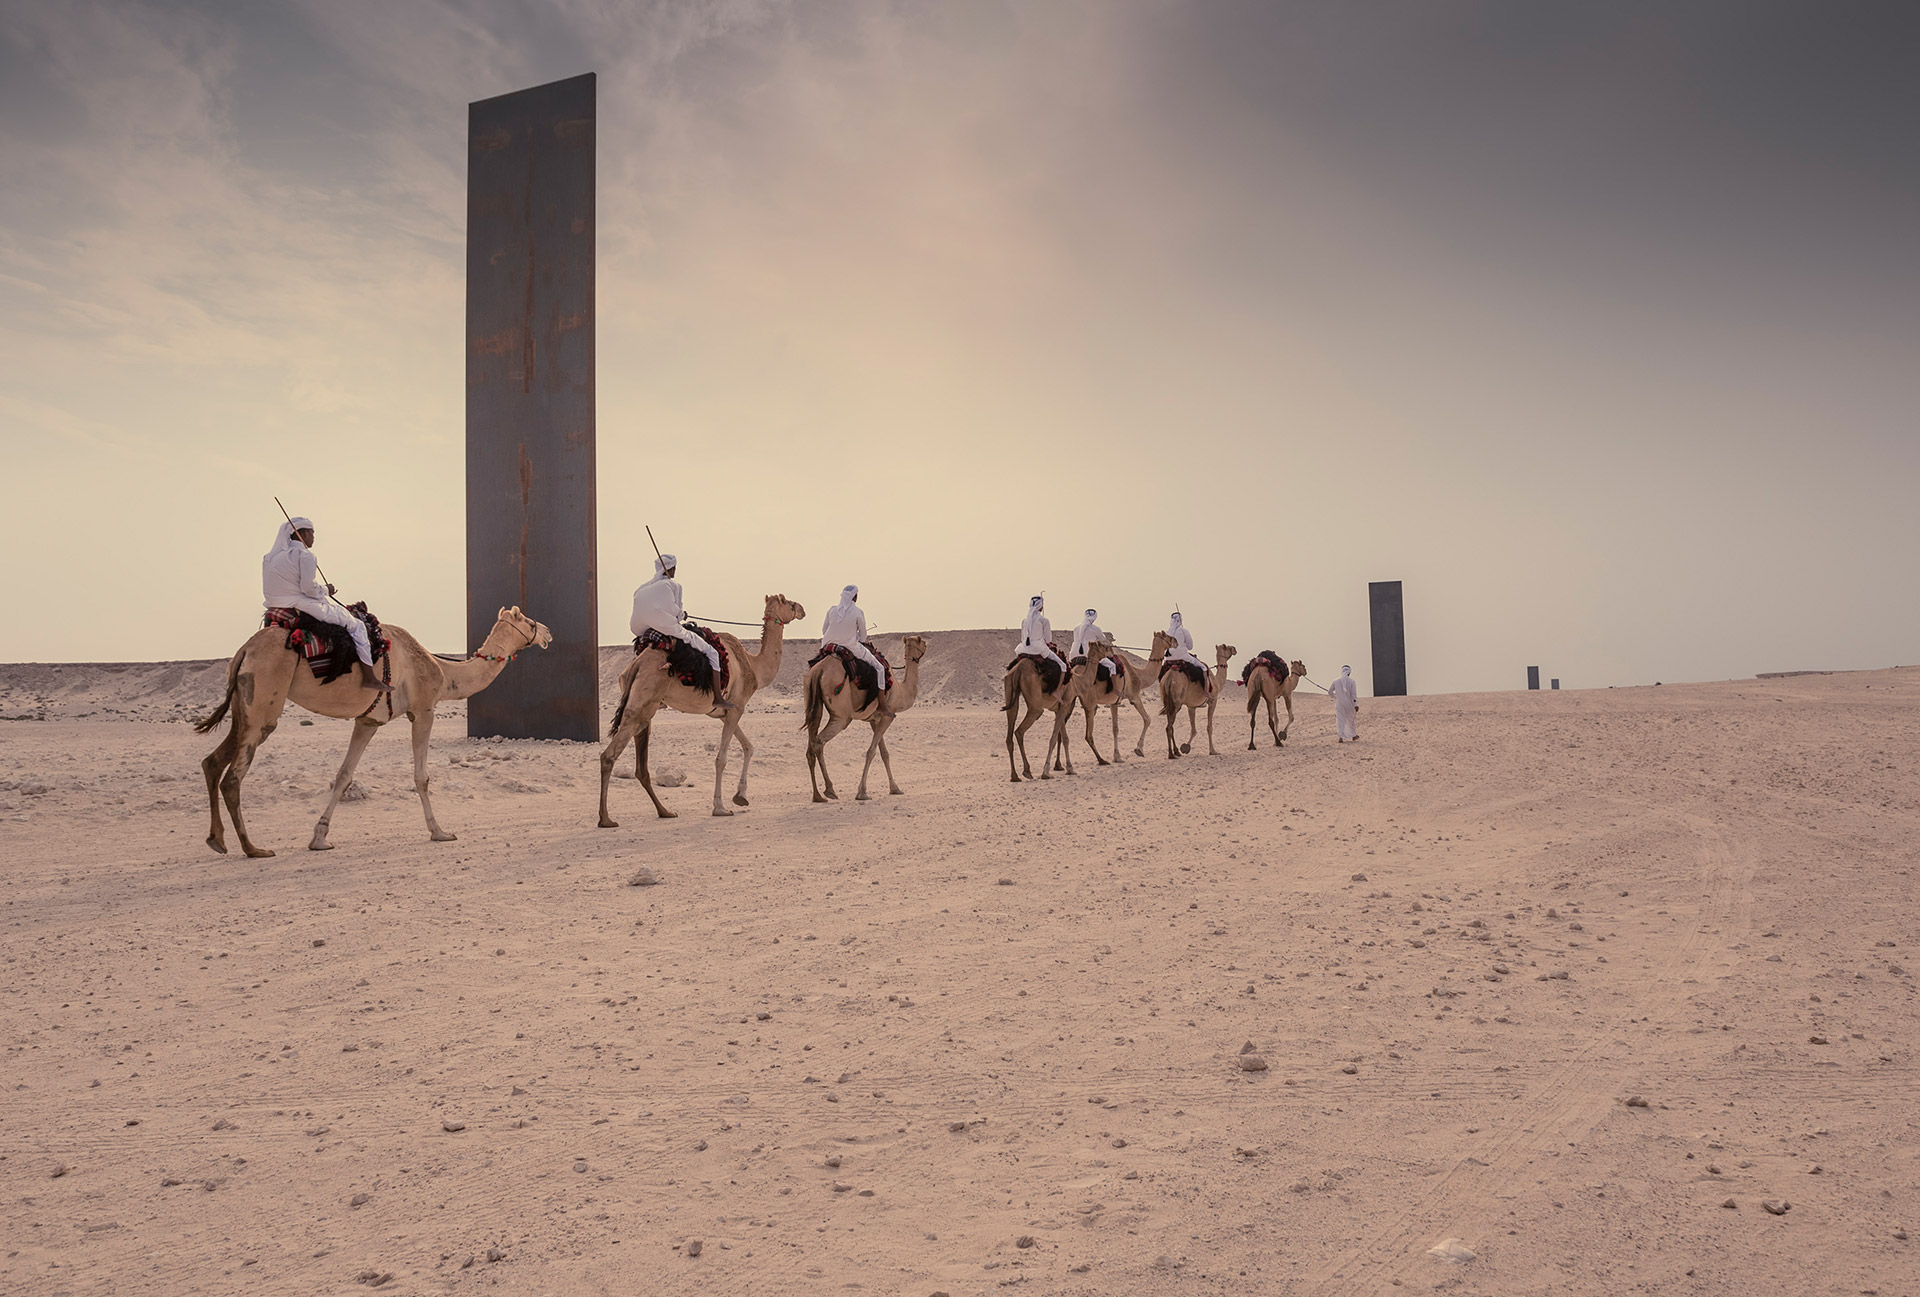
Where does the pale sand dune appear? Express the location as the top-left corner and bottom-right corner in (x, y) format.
(0, 666), (1915, 1294)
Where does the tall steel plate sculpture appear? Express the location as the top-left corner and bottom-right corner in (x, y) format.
(465, 73), (599, 740)
(1369, 580), (1408, 697)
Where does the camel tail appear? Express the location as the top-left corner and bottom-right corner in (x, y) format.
(193, 651), (243, 734)
(802, 669), (826, 736)
(609, 664), (638, 735)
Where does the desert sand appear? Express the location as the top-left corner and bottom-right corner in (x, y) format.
(1, 637), (1914, 1295)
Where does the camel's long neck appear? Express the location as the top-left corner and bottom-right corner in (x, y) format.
(745, 616), (786, 689)
(440, 624), (519, 700)
(890, 656), (922, 711)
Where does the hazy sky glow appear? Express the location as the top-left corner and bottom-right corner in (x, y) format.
(3, 1), (1916, 692)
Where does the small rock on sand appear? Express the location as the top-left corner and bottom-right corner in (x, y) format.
(1722, 1198), (1737, 1209)
(350, 1192), (369, 1207)
(51, 1162), (69, 1179)
(1762, 1200), (1790, 1215)
(486, 1246), (505, 1263)
(1238, 1054), (1268, 1071)
(1341, 1063), (1358, 1075)
(1426, 1238), (1476, 1263)
(686, 1239), (703, 1258)
(1016, 1235), (1036, 1248)
(629, 867), (660, 886)
(442, 1120), (466, 1133)
(1624, 1096), (1649, 1108)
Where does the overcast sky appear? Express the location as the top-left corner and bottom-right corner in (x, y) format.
(3, 1), (1915, 692)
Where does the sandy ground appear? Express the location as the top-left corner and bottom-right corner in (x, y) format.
(1, 651), (1916, 1296)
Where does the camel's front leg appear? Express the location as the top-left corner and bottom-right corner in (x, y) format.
(1183, 706), (1198, 754)
(1164, 705), (1180, 759)
(811, 712), (852, 801)
(730, 725), (754, 808)
(1131, 694), (1151, 757)
(875, 728), (903, 796)
(855, 717), (891, 801)
(1268, 693), (1284, 746)
(310, 717), (380, 851)
(1205, 702), (1219, 756)
(407, 711), (456, 842)
(221, 727), (281, 858)
(1281, 689), (1294, 740)
(1013, 703), (1041, 781)
(710, 714), (739, 816)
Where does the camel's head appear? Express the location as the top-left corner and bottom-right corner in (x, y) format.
(764, 594), (806, 625)
(1150, 630), (1173, 658)
(497, 605), (553, 651)
(1290, 659), (1307, 679)
(902, 634), (928, 663)
(1086, 639), (1112, 662)
(1215, 644), (1237, 666)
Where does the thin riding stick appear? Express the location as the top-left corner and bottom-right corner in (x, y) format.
(274, 496), (348, 608)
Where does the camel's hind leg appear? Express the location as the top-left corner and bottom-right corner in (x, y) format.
(310, 717), (380, 851)
(202, 725), (240, 854)
(1164, 702), (1180, 759)
(1014, 701), (1042, 781)
(1081, 699), (1108, 766)
(811, 711), (853, 801)
(730, 725), (754, 808)
(600, 701), (672, 826)
(1280, 687), (1295, 741)
(1205, 701), (1219, 756)
(875, 729), (903, 796)
(1130, 693), (1151, 757)
(1267, 691), (1284, 746)
(1180, 704), (1196, 755)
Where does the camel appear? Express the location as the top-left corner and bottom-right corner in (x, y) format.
(1003, 647), (1079, 782)
(194, 605), (553, 857)
(1072, 634), (1166, 764)
(1159, 641), (1237, 758)
(597, 594), (805, 825)
(802, 635), (927, 802)
(1244, 655), (1308, 749)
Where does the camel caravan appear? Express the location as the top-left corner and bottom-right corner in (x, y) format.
(196, 521), (1310, 852)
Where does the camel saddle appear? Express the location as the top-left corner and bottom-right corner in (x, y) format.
(1240, 650), (1288, 686)
(1069, 653), (1123, 684)
(264, 604), (389, 685)
(1159, 658), (1208, 688)
(635, 624), (731, 697)
(1007, 647), (1066, 695)
(809, 643), (891, 697)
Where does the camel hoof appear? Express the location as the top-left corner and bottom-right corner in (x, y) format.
(431, 830), (457, 842)
(247, 846), (278, 859)
(306, 838), (331, 852)
(732, 793), (749, 807)
(599, 817), (620, 828)
(824, 789), (839, 801)
(657, 809), (679, 820)
(812, 793), (830, 804)
(1249, 742), (1257, 751)
(1010, 774), (1023, 783)
(1180, 742), (1192, 754)
(712, 806), (734, 817)
(855, 792), (870, 802)
(206, 836), (227, 855)
(889, 788), (903, 796)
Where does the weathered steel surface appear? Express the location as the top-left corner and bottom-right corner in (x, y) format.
(1369, 580), (1408, 697)
(465, 73), (598, 741)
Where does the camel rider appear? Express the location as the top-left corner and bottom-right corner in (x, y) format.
(630, 554), (732, 711)
(821, 585), (893, 716)
(1069, 608), (1116, 681)
(1328, 664), (1360, 742)
(1166, 611), (1205, 671)
(1013, 595), (1066, 674)
(261, 517), (389, 692)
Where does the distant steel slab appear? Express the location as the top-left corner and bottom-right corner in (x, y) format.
(1370, 581), (1407, 697)
(465, 73), (598, 740)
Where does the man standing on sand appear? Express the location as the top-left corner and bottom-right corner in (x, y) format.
(1328, 664), (1359, 742)
(262, 517), (389, 693)
(821, 584), (892, 716)
(631, 554), (732, 712)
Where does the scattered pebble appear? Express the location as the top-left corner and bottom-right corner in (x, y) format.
(686, 1239), (703, 1258)
(486, 1246), (505, 1263)
(1238, 1054), (1268, 1072)
(629, 867), (660, 887)
(350, 1192), (370, 1207)
(1341, 1063), (1358, 1075)
(1624, 1096), (1649, 1108)
(1426, 1238), (1476, 1263)
(1762, 1200), (1790, 1216)
(1016, 1235), (1036, 1249)
(442, 1120), (466, 1133)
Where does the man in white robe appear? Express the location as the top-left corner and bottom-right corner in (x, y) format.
(1069, 608), (1116, 682)
(261, 517), (388, 692)
(1165, 611), (1205, 671)
(630, 554), (730, 708)
(1328, 664), (1359, 741)
(820, 584), (891, 713)
(1013, 596), (1066, 674)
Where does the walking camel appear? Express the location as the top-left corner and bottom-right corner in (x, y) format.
(1073, 634), (1165, 764)
(1244, 654), (1307, 749)
(1160, 642), (1237, 758)
(598, 594), (805, 825)
(1003, 648), (1079, 782)
(195, 605), (552, 857)
(802, 635), (927, 802)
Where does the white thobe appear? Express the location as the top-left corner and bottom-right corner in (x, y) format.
(262, 542), (373, 666)
(1014, 609), (1065, 669)
(1069, 618), (1104, 659)
(1329, 674), (1358, 740)
(1167, 623), (1203, 669)
(821, 602), (888, 693)
(630, 575), (721, 673)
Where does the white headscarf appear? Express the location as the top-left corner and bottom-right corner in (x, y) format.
(654, 553), (677, 579)
(1030, 595), (1044, 612)
(1081, 608), (1097, 624)
(266, 517), (313, 560)
(1168, 611), (1183, 631)
(840, 584), (859, 606)
(1341, 664), (1352, 676)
